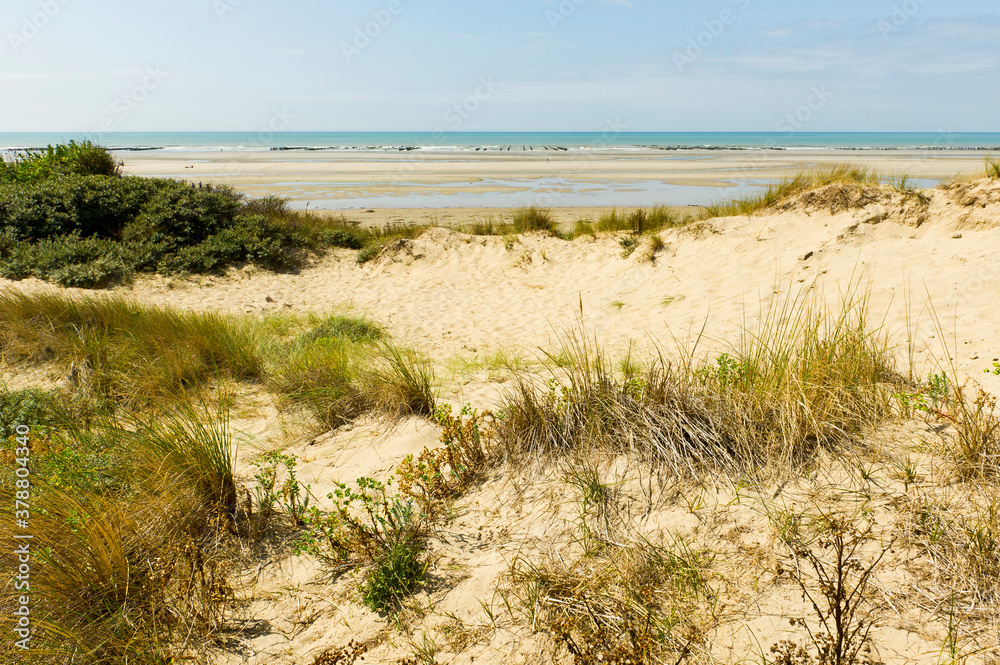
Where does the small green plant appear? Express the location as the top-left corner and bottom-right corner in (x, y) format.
(984, 362), (1000, 376)
(296, 476), (427, 612)
(893, 455), (920, 493)
(397, 404), (491, 517)
(769, 506), (804, 546)
(618, 235), (639, 258)
(696, 352), (749, 388)
(896, 372), (952, 417)
(250, 452), (282, 526)
(361, 535), (426, 613)
(251, 451), (312, 527)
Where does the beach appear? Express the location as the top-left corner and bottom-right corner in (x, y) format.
(122, 147), (991, 211)
(4, 146), (1000, 664)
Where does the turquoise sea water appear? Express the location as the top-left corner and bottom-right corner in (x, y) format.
(2, 132), (1000, 152)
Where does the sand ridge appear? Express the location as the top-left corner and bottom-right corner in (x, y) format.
(5, 180), (1000, 664)
(113, 181), (1000, 384)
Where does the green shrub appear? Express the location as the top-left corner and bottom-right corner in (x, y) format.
(0, 234), (153, 287)
(356, 243), (383, 264)
(0, 141), (120, 184)
(321, 229), (364, 250)
(157, 215), (296, 274)
(361, 538), (426, 613)
(0, 389), (65, 438)
(124, 185), (241, 251)
(69, 176), (163, 239)
(296, 476), (427, 612)
(0, 142), (430, 286)
(0, 175), (168, 242)
(0, 178), (79, 239)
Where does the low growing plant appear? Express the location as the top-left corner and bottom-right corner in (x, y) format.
(251, 451), (312, 528)
(296, 476), (427, 612)
(397, 404), (492, 516)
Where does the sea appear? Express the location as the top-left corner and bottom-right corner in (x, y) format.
(2, 132), (1000, 152)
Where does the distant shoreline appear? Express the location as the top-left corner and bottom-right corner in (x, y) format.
(113, 146), (990, 210)
(3, 131), (1000, 154)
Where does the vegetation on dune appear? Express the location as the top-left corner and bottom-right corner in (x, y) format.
(0, 404), (249, 664)
(595, 205), (685, 235)
(0, 293), (441, 661)
(2, 284), (1000, 661)
(0, 140), (121, 183)
(493, 286), (903, 478)
(702, 164), (883, 218)
(0, 290), (269, 406)
(0, 142), (432, 286)
(986, 156), (1000, 179)
(4, 154), (1000, 662)
(0, 172), (304, 287)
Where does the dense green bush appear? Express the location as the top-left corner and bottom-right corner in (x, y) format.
(0, 140), (121, 184)
(123, 185), (241, 251)
(0, 234), (156, 288)
(158, 215), (297, 274)
(0, 175), (163, 241)
(0, 388), (66, 438)
(0, 142), (428, 288)
(0, 142), (320, 287)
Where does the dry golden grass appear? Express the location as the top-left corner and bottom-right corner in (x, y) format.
(493, 285), (902, 479)
(702, 164), (882, 218)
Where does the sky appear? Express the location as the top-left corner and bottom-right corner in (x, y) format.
(1, 0), (998, 133)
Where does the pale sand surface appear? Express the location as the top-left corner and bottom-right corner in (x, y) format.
(5, 179), (1000, 663)
(122, 149), (991, 209)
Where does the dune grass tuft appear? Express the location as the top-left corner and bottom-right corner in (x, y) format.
(986, 156), (1000, 179)
(0, 402), (243, 663)
(0, 289), (269, 406)
(494, 285), (902, 477)
(303, 314), (386, 344)
(512, 525), (712, 664)
(596, 206), (685, 235)
(702, 164), (881, 218)
(461, 208), (556, 237)
(509, 207), (556, 234)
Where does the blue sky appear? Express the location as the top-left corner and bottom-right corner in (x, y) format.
(1, 0), (998, 132)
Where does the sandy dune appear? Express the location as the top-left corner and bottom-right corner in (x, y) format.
(5, 179), (1000, 664)
(124, 179), (1000, 385)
